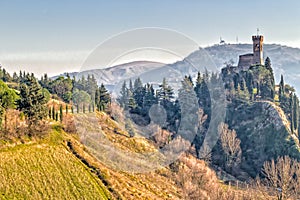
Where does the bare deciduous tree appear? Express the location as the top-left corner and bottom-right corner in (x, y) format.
(218, 123), (242, 169)
(262, 156), (300, 200)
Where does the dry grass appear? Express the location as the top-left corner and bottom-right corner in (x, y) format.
(0, 127), (111, 200)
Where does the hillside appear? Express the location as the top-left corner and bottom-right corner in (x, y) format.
(0, 110), (269, 200)
(0, 126), (111, 200)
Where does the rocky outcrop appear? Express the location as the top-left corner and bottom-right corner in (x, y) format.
(224, 100), (300, 177)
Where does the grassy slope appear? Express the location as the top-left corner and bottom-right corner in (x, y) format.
(0, 109), (278, 199)
(71, 112), (183, 199)
(0, 127), (111, 200)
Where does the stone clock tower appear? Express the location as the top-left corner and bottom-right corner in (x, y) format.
(252, 35), (264, 65)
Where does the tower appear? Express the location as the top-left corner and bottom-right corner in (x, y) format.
(252, 35), (264, 65)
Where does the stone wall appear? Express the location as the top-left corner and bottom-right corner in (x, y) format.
(237, 53), (253, 71)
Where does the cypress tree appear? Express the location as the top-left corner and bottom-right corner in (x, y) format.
(59, 104), (63, 122)
(279, 75), (285, 102)
(290, 93), (294, 133)
(48, 107), (52, 119)
(293, 94), (299, 133)
(52, 105), (55, 120)
(66, 104), (68, 115)
(55, 112), (58, 121)
(263, 57), (275, 100)
(77, 104), (79, 113)
(71, 105), (74, 114)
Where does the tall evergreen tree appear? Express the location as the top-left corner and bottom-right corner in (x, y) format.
(279, 74), (285, 102)
(293, 94), (299, 134)
(264, 57), (275, 100)
(143, 83), (156, 110)
(118, 81), (129, 109)
(52, 105), (55, 120)
(133, 78), (146, 113)
(96, 84), (111, 111)
(194, 72), (211, 117)
(18, 74), (48, 126)
(48, 107), (52, 119)
(290, 93), (295, 133)
(86, 74), (98, 102)
(59, 104), (63, 122)
(246, 71), (254, 100)
(157, 78), (174, 104)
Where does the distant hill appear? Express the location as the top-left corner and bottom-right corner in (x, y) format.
(56, 61), (166, 91)
(54, 44), (300, 94)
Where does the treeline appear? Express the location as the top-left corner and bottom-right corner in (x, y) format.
(117, 73), (211, 134)
(0, 66), (111, 136)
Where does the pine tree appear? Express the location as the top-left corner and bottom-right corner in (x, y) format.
(96, 84), (111, 111)
(12, 72), (19, 83)
(18, 74), (48, 126)
(71, 105), (74, 114)
(143, 83), (156, 109)
(194, 72), (211, 116)
(133, 78), (145, 113)
(127, 89), (136, 110)
(157, 78), (174, 104)
(86, 74), (98, 102)
(118, 81), (128, 109)
(129, 79), (133, 93)
(178, 76), (199, 141)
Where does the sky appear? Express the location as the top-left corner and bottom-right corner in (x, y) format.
(0, 0), (300, 76)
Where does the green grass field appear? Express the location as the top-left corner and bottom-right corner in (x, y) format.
(0, 128), (111, 200)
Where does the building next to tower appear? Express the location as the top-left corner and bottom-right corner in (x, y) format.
(237, 35), (264, 71)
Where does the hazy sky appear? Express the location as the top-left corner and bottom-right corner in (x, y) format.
(1, 0), (300, 76)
